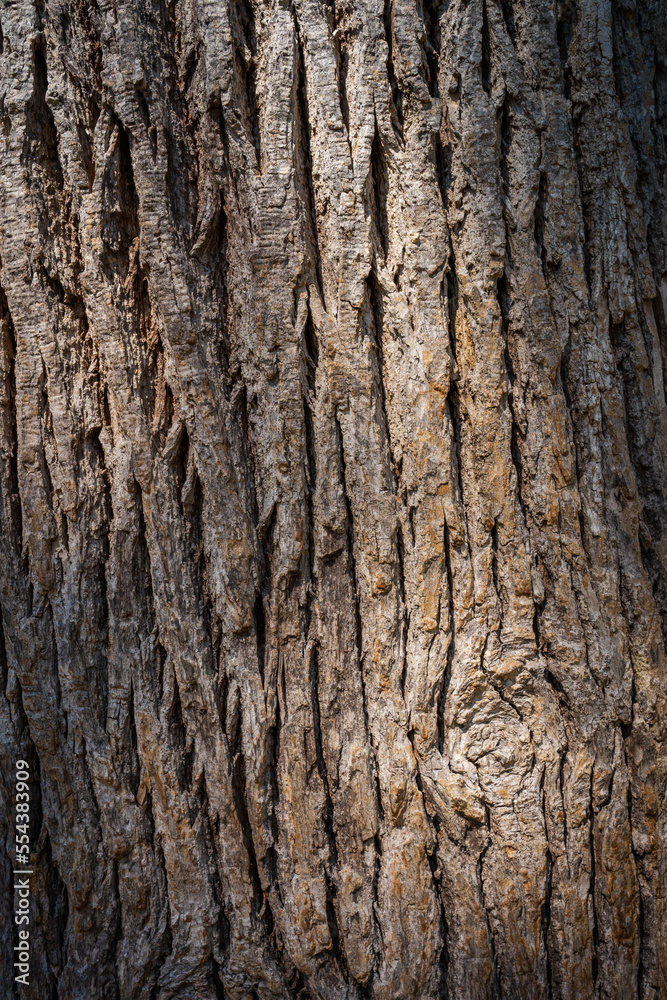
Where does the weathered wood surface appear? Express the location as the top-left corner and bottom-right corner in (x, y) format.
(0, 0), (666, 996)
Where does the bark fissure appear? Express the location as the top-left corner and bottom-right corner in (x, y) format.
(294, 21), (326, 308)
(478, 834), (502, 1000)
(383, 0), (404, 140)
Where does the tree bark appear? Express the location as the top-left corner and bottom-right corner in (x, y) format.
(0, 0), (666, 997)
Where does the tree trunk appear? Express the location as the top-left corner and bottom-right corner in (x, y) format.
(0, 0), (666, 997)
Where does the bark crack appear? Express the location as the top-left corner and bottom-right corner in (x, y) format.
(383, 0), (404, 141)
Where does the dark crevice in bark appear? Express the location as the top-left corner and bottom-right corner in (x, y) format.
(216, 672), (231, 752)
(232, 0), (261, 168)
(498, 94), (512, 204)
(254, 593), (267, 686)
(609, 316), (667, 645)
(478, 832), (502, 1000)
(101, 116), (140, 282)
(498, 0), (517, 45)
(88, 425), (112, 731)
(632, 828), (645, 996)
(23, 40), (74, 294)
(434, 134), (453, 216)
(481, 0), (492, 95)
(228, 689), (244, 782)
(209, 962), (225, 1000)
(329, 3), (350, 133)
(620, 740), (645, 999)
(60, 511), (69, 554)
(437, 906), (450, 999)
(155, 641), (166, 705)
(39, 268), (67, 306)
(371, 120), (389, 263)
(134, 480), (164, 705)
(335, 416), (370, 749)
(617, 558), (638, 729)
(37, 359), (55, 513)
(303, 305), (319, 396)
(166, 674), (194, 793)
(264, 693), (284, 919)
(74, 4), (103, 186)
(636, 872), (645, 1000)
(491, 518), (499, 597)
(556, 0), (577, 101)
(367, 274), (409, 707)
(408, 734), (450, 998)
(367, 274), (393, 474)
(588, 776), (600, 989)
(498, 265), (528, 535)
(284, 967), (309, 1000)
(497, 99), (532, 546)
(0, 603), (7, 697)
(383, 0), (404, 141)
(534, 170), (549, 278)
(556, 1), (593, 301)
(0, 281), (22, 547)
(407, 503), (416, 545)
(559, 330), (588, 556)
(173, 423), (190, 500)
(47, 604), (64, 719)
(156, 382), (175, 452)
(653, 291), (667, 401)
(232, 742), (275, 938)
(125, 681), (141, 798)
(437, 517), (455, 753)
(558, 750), (569, 852)
(294, 23), (326, 307)
(183, 466), (217, 668)
(42, 827), (69, 989)
(308, 647), (332, 841)
(334, 413), (383, 900)
(238, 383), (260, 528)
(149, 839), (173, 1000)
(309, 643), (347, 976)
(254, 500), (275, 687)
(443, 271), (473, 617)
(336, 412), (382, 991)
(444, 255), (463, 503)
(540, 771), (554, 999)
(609, 1), (662, 279)
(571, 139), (593, 301)
(135, 85), (157, 163)
(396, 522), (408, 700)
(211, 193), (231, 382)
(303, 389), (317, 658)
(195, 772), (232, 987)
(421, 0), (442, 98)
(164, 112), (198, 245)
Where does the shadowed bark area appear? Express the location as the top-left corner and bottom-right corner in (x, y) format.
(0, 0), (666, 997)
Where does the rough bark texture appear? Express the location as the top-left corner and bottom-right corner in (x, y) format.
(0, 0), (666, 996)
